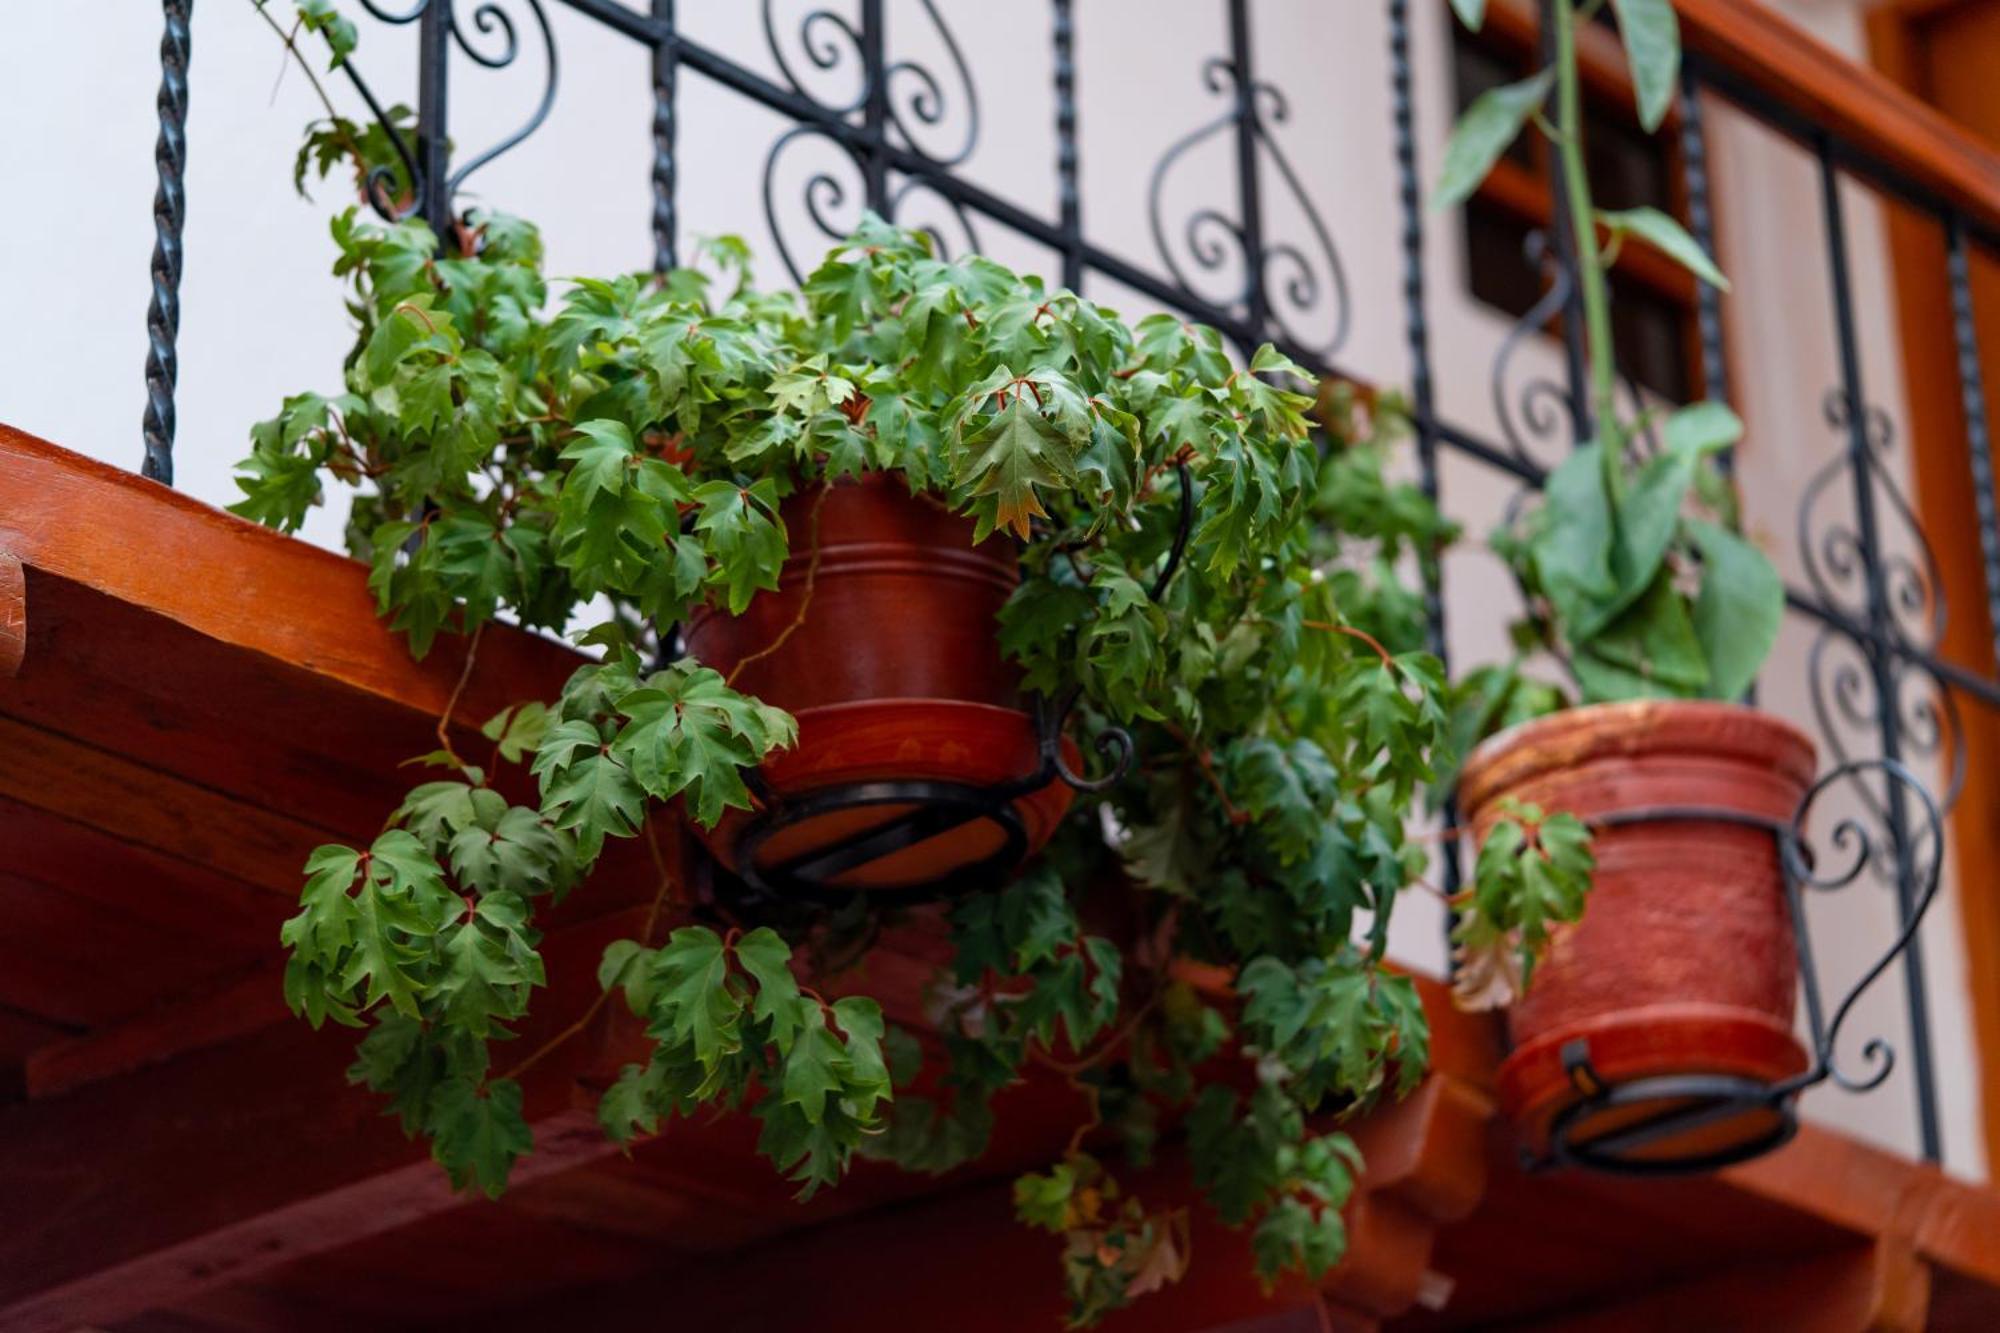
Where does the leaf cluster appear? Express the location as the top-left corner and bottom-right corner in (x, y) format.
(245, 25), (1467, 1317)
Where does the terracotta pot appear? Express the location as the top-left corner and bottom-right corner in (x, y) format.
(1457, 699), (1816, 1167)
(684, 474), (1073, 895)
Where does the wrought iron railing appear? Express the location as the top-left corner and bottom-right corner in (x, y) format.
(126, 0), (2000, 1171)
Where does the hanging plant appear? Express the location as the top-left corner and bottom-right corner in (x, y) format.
(1435, 0), (1811, 1169)
(233, 27), (1481, 1300)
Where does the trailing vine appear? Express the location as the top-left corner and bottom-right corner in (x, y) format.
(241, 4), (1512, 1323)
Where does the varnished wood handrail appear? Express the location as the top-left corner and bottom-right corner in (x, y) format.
(1676, 0), (2000, 235)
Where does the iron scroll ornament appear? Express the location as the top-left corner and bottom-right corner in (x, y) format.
(318, 0), (558, 227)
(1147, 57), (1351, 363)
(757, 0), (982, 283)
(1525, 757), (1947, 1175)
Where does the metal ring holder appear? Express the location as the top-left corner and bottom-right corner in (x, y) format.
(1522, 758), (1947, 1175)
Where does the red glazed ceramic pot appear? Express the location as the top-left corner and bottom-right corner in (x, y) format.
(1458, 700), (1816, 1167)
(683, 474), (1073, 893)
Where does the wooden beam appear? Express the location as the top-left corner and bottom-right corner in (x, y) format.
(1518, 1240), (1930, 1333)
(480, 1067), (1491, 1333)
(0, 425), (578, 730)
(0, 549), (21, 678)
(0, 907), (650, 1333)
(1676, 0), (2000, 233)
(23, 965), (289, 1099)
(1722, 1124), (2000, 1292)
(0, 713), (331, 896)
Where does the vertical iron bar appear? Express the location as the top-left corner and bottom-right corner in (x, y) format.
(1388, 0), (1461, 915)
(651, 0), (679, 273)
(1676, 59), (1759, 705)
(142, 0), (194, 486)
(417, 0), (454, 237)
(1535, 0), (1592, 445)
(860, 0), (889, 214)
(1817, 135), (1943, 1163)
(1226, 0), (1267, 335)
(1677, 65), (1729, 417)
(1051, 0), (1083, 292)
(1947, 214), (2000, 671)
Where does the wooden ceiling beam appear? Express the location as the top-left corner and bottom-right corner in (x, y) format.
(1515, 1240), (1931, 1333)
(0, 425), (578, 731)
(0, 906), (649, 1333)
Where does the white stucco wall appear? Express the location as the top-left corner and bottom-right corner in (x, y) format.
(0, 0), (1983, 1177)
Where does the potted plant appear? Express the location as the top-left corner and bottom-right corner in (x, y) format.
(236, 9), (1480, 1302)
(1436, 0), (1810, 1168)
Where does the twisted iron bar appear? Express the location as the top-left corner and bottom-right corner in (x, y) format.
(651, 0), (678, 272)
(141, 0), (194, 486)
(1051, 0), (1082, 292)
(1947, 215), (2000, 673)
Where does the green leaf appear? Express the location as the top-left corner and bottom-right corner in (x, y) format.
(561, 419), (639, 509)
(779, 999), (846, 1125)
(481, 701), (552, 764)
(1432, 70), (1553, 213)
(831, 996), (890, 1114)
(1687, 517), (1781, 701)
(952, 396), (1084, 541)
(364, 300), (443, 383)
(428, 1077), (532, 1198)
(649, 926), (742, 1071)
(1013, 1160), (1082, 1232)
(1449, 0), (1486, 29)
(1600, 205), (1725, 289)
(734, 927), (803, 1049)
(1530, 442), (1617, 633)
(532, 722), (646, 862)
(1576, 570), (1711, 698)
(1610, 0), (1680, 132)
(692, 480), (787, 614)
(612, 667), (795, 827)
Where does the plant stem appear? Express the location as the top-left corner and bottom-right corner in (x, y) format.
(1549, 0), (1622, 484)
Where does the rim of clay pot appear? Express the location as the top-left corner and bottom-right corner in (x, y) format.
(1457, 698), (1817, 819)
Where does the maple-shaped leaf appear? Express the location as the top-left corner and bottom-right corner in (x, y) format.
(338, 834), (453, 1019)
(753, 1095), (854, 1198)
(779, 997), (847, 1125)
(447, 803), (573, 898)
(734, 926), (803, 1049)
(281, 844), (363, 970)
(481, 701), (551, 764)
(611, 666), (795, 827)
(435, 898), (543, 1035)
(428, 1076), (532, 1199)
(532, 720), (646, 863)
(646, 927), (744, 1071)
(692, 479), (787, 614)
(831, 995), (891, 1116)
(953, 397), (1083, 540)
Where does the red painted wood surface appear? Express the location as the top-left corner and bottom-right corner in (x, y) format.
(1458, 700), (1817, 1163)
